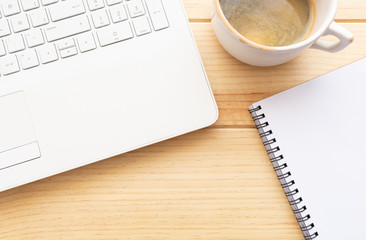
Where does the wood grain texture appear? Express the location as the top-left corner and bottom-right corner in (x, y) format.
(0, 129), (303, 240)
(192, 23), (366, 128)
(182, 0), (366, 21)
(1, 1), (366, 240)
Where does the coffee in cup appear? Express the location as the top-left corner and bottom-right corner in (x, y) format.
(211, 0), (354, 66)
(219, 0), (315, 47)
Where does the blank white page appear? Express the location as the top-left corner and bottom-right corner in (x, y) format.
(251, 58), (366, 240)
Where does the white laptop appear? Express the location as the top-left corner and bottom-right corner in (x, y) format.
(0, 0), (218, 192)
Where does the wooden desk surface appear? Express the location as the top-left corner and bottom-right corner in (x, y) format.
(1, 1), (366, 239)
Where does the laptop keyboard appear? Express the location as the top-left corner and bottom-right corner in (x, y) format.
(0, 0), (169, 76)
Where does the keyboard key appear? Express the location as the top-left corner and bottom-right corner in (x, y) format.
(19, 49), (39, 69)
(59, 46), (77, 58)
(145, 0), (168, 31)
(41, 0), (58, 5)
(0, 19), (11, 37)
(38, 44), (58, 63)
(11, 14), (30, 33)
(127, 0), (145, 18)
(0, 41), (6, 56)
(76, 32), (96, 52)
(1, 0), (21, 17)
(29, 8), (49, 27)
(132, 17), (151, 36)
(21, 0), (40, 11)
(44, 15), (91, 42)
(109, 4), (127, 23)
(86, 0), (105, 11)
(48, 0), (85, 22)
(96, 21), (133, 46)
(25, 29), (45, 47)
(106, 0), (122, 6)
(0, 55), (20, 75)
(6, 35), (26, 53)
(57, 38), (75, 50)
(91, 10), (110, 28)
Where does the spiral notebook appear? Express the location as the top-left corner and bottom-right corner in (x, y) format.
(250, 58), (366, 240)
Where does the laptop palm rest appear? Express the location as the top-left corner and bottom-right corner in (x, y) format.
(0, 91), (40, 170)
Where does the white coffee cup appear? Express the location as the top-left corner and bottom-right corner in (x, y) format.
(211, 0), (354, 67)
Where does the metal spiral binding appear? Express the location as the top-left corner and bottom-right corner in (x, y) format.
(250, 105), (319, 240)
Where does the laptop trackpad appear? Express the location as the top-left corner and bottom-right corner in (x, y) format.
(0, 91), (40, 170)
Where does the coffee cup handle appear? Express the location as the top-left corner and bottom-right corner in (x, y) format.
(310, 22), (354, 53)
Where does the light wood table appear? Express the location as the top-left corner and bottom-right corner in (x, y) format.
(1, 1), (365, 239)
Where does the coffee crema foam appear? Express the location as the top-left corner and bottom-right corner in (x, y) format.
(220, 0), (314, 47)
